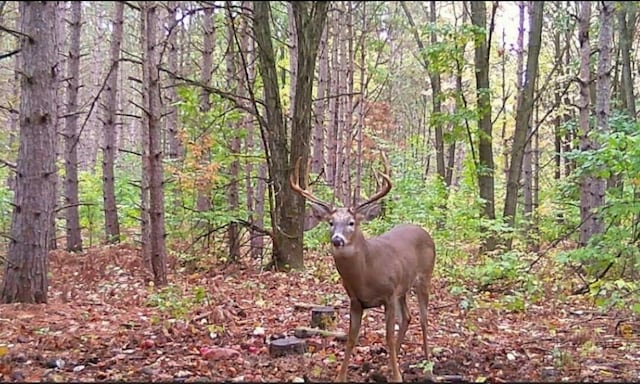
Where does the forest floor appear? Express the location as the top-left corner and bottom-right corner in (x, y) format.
(0, 243), (639, 383)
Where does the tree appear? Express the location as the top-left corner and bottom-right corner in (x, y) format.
(400, 2), (445, 183)
(142, 1), (167, 286)
(253, 1), (329, 270)
(102, 1), (124, 245)
(64, 1), (83, 252)
(196, 5), (215, 213)
(1, 1), (59, 304)
(225, 2), (241, 261)
(618, 2), (636, 118)
(503, 1), (544, 245)
(164, 1), (183, 160)
(470, 0), (497, 250)
(312, 23), (328, 175)
(579, 1), (613, 246)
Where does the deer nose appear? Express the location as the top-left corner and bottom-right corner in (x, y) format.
(331, 235), (345, 247)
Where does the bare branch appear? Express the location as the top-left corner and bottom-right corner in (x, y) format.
(0, 49), (20, 61)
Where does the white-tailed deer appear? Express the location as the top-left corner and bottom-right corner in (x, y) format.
(289, 155), (436, 382)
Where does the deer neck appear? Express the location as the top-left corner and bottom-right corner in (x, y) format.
(332, 230), (370, 286)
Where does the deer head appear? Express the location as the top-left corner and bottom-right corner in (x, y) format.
(289, 154), (392, 248)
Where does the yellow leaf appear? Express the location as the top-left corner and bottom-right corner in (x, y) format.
(620, 324), (634, 338)
(0, 345), (7, 357)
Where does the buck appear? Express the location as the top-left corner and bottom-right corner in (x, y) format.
(289, 156), (436, 382)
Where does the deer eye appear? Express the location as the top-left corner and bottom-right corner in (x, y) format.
(328, 220), (334, 227)
(348, 220), (355, 227)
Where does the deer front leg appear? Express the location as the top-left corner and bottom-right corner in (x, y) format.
(385, 300), (403, 382)
(336, 301), (363, 382)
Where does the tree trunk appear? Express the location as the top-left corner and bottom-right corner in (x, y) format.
(226, 3), (241, 261)
(429, 1), (445, 182)
(196, 6), (215, 212)
(63, 1), (82, 252)
(253, 1), (328, 271)
(139, 1), (152, 271)
(1, 1), (58, 304)
(577, 1), (593, 246)
(288, 2), (297, 125)
(521, 2), (534, 225)
(618, 3), (636, 117)
(335, 3), (348, 205)
(238, 2), (263, 260)
(165, 1), (182, 159)
(553, 18), (562, 185)
(6, 11), (20, 193)
(531, 101), (540, 251)
(355, 3), (366, 203)
(563, 1), (575, 177)
(143, 2), (168, 286)
(326, 12), (338, 188)
(503, 1), (543, 241)
(400, 2), (445, 182)
(51, 1), (66, 252)
(618, 2), (640, 238)
(102, 1), (124, 245)
(580, 1), (613, 246)
(343, 1), (354, 206)
(312, 23), (328, 175)
(470, 1), (497, 250)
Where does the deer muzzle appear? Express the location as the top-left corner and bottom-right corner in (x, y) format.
(331, 234), (346, 247)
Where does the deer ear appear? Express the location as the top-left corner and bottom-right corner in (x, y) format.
(355, 203), (382, 222)
(309, 202), (332, 221)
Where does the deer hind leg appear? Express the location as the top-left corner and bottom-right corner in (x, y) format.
(395, 294), (411, 355)
(384, 301), (403, 382)
(416, 276), (431, 361)
(336, 302), (363, 382)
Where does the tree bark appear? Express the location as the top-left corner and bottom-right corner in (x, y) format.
(63, 1), (82, 252)
(253, 1), (328, 271)
(226, 2), (241, 261)
(239, 2), (263, 260)
(288, 2), (297, 125)
(196, 6), (215, 212)
(577, 1), (593, 246)
(503, 1), (543, 237)
(326, 12), (338, 188)
(165, 1), (183, 159)
(142, 2), (168, 285)
(102, 1), (124, 244)
(580, 1), (613, 246)
(521, 2), (534, 225)
(139, 1), (152, 271)
(429, 1), (445, 181)
(470, 0), (497, 250)
(312, 23), (328, 175)
(354, 3), (366, 203)
(1, 1), (58, 304)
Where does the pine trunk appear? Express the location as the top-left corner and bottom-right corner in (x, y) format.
(1, 1), (58, 304)
(102, 1), (124, 244)
(144, 2), (168, 286)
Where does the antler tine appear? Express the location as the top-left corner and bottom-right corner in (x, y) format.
(289, 157), (333, 210)
(357, 151), (392, 210)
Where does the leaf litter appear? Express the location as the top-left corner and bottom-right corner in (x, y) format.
(0, 243), (638, 382)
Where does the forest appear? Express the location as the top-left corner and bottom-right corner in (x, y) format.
(0, 0), (639, 382)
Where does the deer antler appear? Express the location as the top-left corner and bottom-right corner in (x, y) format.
(357, 151), (392, 210)
(290, 157), (333, 211)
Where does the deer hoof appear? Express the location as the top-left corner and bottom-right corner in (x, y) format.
(390, 374), (403, 383)
(334, 373), (347, 383)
